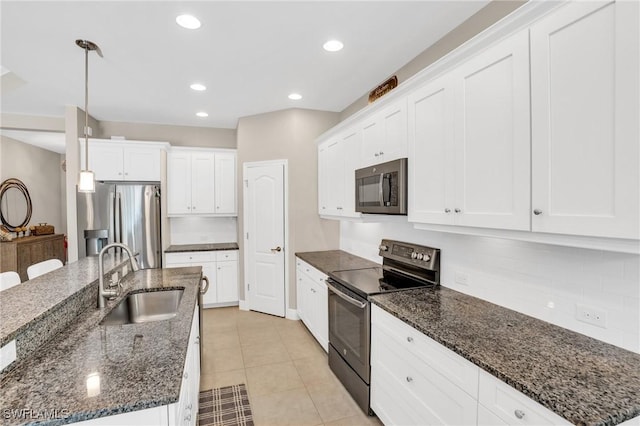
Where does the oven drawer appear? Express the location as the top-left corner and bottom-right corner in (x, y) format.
(372, 321), (478, 425)
(371, 304), (479, 398)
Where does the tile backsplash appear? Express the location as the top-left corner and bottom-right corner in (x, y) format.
(340, 220), (640, 353)
(169, 217), (238, 245)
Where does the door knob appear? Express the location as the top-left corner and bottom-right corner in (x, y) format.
(271, 246), (282, 252)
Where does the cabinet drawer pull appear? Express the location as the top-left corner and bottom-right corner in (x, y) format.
(406, 336), (413, 342)
(514, 409), (525, 419)
(406, 376), (413, 383)
(533, 209), (543, 215)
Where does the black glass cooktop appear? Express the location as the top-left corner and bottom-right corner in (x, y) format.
(328, 267), (432, 298)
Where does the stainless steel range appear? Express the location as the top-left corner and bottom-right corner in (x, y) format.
(326, 239), (440, 415)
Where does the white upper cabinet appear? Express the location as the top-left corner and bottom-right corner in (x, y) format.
(167, 148), (237, 217)
(452, 29), (531, 231)
(408, 73), (456, 226)
(360, 99), (408, 167)
(409, 30), (530, 231)
(190, 152), (216, 215)
(530, 0), (639, 239)
(214, 152), (237, 215)
(81, 139), (165, 182)
(317, 128), (362, 218)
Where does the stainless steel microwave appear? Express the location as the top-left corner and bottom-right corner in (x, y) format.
(355, 158), (407, 215)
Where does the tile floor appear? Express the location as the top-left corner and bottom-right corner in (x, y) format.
(200, 307), (383, 426)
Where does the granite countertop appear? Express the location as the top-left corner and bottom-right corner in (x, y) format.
(370, 287), (640, 426)
(165, 242), (239, 253)
(0, 267), (202, 425)
(0, 253), (133, 347)
(295, 250), (380, 274)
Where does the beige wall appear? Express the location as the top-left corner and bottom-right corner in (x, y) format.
(340, 0), (527, 120)
(0, 113), (65, 132)
(0, 136), (65, 234)
(98, 120), (236, 148)
(237, 108), (340, 308)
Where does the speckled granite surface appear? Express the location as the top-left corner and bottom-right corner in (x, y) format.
(0, 266), (202, 425)
(165, 242), (239, 253)
(0, 254), (133, 348)
(370, 287), (640, 426)
(295, 250), (379, 273)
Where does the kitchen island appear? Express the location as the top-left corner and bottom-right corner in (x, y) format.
(0, 261), (202, 425)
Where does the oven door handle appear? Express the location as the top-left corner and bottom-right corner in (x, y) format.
(327, 282), (367, 309)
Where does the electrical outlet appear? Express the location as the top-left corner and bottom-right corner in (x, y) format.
(576, 304), (607, 328)
(455, 271), (470, 286)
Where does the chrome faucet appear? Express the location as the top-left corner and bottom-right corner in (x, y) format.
(97, 243), (139, 308)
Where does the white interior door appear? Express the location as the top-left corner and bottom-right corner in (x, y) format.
(245, 162), (286, 317)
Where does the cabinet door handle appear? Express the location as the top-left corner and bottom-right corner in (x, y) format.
(444, 208), (451, 213)
(406, 376), (413, 383)
(514, 409), (525, 419)
(192, 206), (196, 210)
(454, 208), (461, 213)
(533, 209), (543, 215)
(185, 414), (192, 422)
(406, 336), (413, 342)
(374, 153), (379, 157)
(183, 372), (188, 379)
(379, 151), (384, 155)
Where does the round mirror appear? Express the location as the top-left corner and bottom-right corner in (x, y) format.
(0, 178), (32, 232)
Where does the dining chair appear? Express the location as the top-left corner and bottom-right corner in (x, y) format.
(0, 271), (21, 291)
(26, 259), (63, 280)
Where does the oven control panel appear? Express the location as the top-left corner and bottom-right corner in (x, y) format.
(378, 239), (439, 271)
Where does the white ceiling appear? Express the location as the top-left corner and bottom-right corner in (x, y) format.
(1, 1), (489, 129)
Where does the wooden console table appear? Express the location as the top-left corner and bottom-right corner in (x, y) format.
(0, 234), (65, 282)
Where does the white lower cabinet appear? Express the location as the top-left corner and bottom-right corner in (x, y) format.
(165, 251), (238, 308)
(295, 258), (328, 352)
(371, 305), (478, 426)
(170, 305), (201, 426)
(371, 305), (573, 426)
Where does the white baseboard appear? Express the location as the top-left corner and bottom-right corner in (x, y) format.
(203, 302), (239, 309)
(238, 300), (249, 311)
(286, 308), (299, 320)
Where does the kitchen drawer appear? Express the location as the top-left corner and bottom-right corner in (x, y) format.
(296, 258), (328, 285)
(372, 322), (478, 425)
(478, 369), (570, 425)
(215, 250), (238, 262)
(371, 368), (428, 426)
(372, 304), (479, 398)
(166, 252), (215, 264)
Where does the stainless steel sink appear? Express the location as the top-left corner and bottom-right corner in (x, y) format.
(100, 289), (184, 325)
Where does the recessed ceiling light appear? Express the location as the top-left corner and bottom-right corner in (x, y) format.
(190, 83), (206, 91)
(196, 112), (208, 118)
(323, 40), (344, 52)
(288, 93), (302, 100)
(176, 14), (201, 30)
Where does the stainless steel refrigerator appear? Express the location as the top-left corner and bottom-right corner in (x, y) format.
(77, 183), (161, 269)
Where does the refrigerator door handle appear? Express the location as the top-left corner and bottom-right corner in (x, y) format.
(108, 191), (116, 245)
(115, 192), (123, 246)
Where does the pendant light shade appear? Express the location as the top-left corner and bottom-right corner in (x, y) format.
(76, 39), (102, 193)
(78, 170), (95, 193)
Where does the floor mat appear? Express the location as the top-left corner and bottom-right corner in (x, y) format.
(199, 384), (254, 426)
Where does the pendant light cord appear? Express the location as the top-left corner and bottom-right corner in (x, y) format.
(84, 45), (89, 171)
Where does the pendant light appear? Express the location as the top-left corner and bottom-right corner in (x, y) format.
(76, 39), (103, 193)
